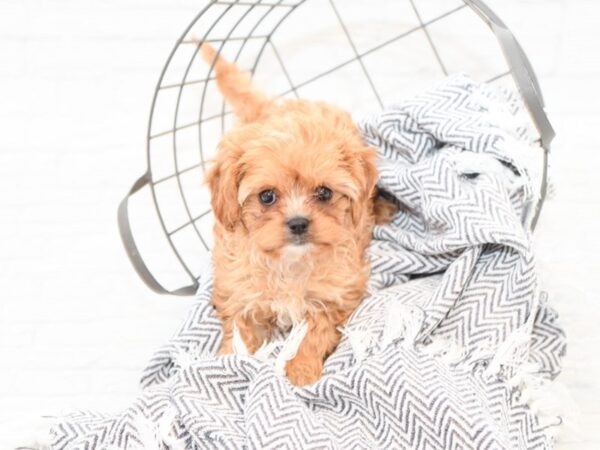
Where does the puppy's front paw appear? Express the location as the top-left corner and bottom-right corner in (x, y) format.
(218, 337), (233, 356)
(286, 355), (323, 386)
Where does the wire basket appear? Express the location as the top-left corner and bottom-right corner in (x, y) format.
(118, 0), (555, 296)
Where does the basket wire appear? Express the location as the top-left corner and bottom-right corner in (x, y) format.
(117, 0), (554, 295)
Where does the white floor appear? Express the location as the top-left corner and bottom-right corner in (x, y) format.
(0, 0), (598, 448)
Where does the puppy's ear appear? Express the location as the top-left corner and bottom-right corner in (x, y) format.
(351, 146), (378, 225)
(205, 142), (243, 231)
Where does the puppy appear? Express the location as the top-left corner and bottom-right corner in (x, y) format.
(201, 45), (384, 386)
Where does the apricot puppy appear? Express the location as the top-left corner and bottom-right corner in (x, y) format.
(202, 45), (379, 386)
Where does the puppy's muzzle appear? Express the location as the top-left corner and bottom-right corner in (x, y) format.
(287, 216), (309, 236)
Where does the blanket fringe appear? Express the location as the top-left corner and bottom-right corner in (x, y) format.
(382, 303), (425, 349)
(340, 302), (426, 364)
(126, 406), (187, 450)
(422, 337), (467, 366)
(232, 322), (250, 356)
(508, 365), (580, 444)
(235, 320), (308, 377)
(273, 320), (308, 376)
(483, 328), (532, 379)
(339, 314), (380, 364)
(172, 343), (212, 369)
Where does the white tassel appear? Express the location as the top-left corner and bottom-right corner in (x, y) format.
(339, 314), (380, 364)
(484, 327), (531, 378)
(159, 408), (187, 450)
(231, 321), (308, 376)
(132, 407), (187, 450)
(134, 414), (163, 450)
(382, 303), (425, 349)
(232, 322), (250, 356)
(245, 320), (308, 376)
(253, 339), (281, 361)
(172, 343), (211, 369)
(422, 337), (467, 366)
(340, 327), (370, 364)
(485, 292), (541, 378)
(341, 302), (425, 364)
(172, 345), (194, 369)
(508, 367), (580, 443)
(274, 320), (308, 376)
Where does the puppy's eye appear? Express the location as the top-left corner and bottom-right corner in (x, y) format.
(315, 186), (332, 202)
(259, 189), (277, 206)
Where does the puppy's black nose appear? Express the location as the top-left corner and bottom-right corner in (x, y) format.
(287, 216), (309, 235)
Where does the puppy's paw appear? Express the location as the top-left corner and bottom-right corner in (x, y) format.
(373, 190), (401, 224)
(218, 338), (233, 356)
(286, 355), (323, 386)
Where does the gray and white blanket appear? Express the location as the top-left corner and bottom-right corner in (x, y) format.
(50, 75), (566, 449)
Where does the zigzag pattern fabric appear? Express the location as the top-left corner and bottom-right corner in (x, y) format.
(50, 75), (566, 449)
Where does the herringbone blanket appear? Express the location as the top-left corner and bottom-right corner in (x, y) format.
(50, 75), (566, 449)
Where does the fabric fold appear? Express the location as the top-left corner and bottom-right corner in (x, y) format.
(50, 75), (566, 450)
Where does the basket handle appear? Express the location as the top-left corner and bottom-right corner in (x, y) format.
(465, 0), (554, 229)
(465, 0), (555, 150)
(117, 173), (199, 296)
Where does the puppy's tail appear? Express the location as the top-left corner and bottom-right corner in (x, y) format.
(199, 43), (271, 123)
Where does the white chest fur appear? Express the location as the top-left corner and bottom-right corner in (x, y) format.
(270, 298), (306, 329)
(267, 243), (314, 329)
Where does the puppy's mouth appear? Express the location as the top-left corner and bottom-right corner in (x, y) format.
(289, 235), (310, 246)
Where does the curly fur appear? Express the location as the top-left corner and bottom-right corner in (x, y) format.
(201, 44), (383, 386)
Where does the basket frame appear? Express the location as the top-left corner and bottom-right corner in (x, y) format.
(118, 0), (555, 296)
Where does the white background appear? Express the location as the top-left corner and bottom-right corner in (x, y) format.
(1, 0), (599, 448)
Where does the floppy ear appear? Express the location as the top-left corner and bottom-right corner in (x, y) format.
(351, 146), (379, 225)
(205, 142), (243, 231)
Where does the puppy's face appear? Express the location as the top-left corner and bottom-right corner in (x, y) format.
(206, 102), (377, 256)
(237, 146), (362, 253)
